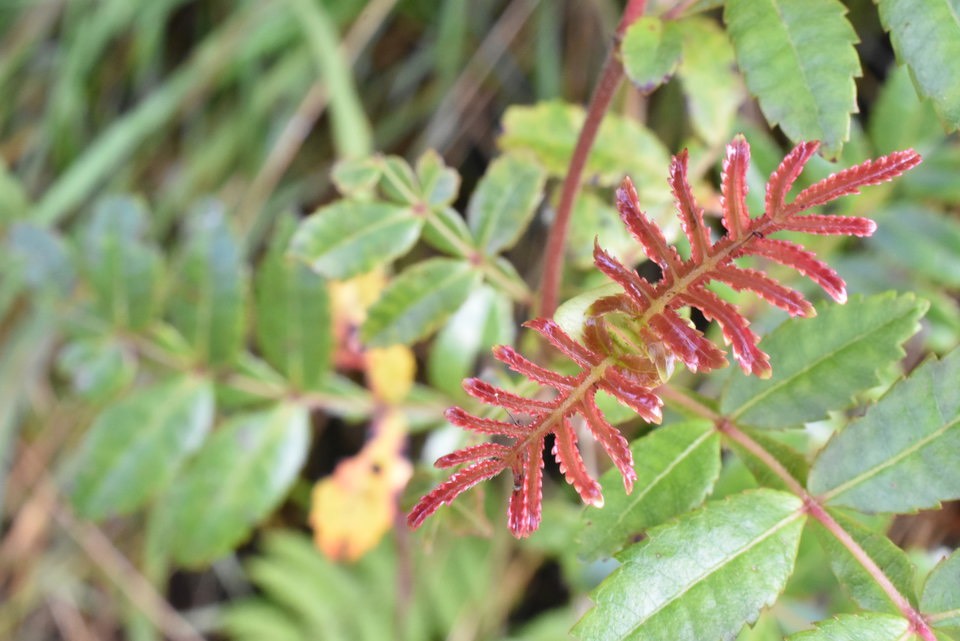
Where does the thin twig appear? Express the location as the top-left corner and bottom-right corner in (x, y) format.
(537, 0), (647, 318)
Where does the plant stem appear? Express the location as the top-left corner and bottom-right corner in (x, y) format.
(537, 0), (646, 318)
(718, 419), (936, 640)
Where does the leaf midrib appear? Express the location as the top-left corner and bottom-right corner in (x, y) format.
(620, 507), (804, 637)
(309, 206), (413, 263)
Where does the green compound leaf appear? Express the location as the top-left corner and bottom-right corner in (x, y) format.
(169, 207), (247, 366)
(877, 0), (960, 131)
(289, 201), (422, 280)
(786, 614), (911, 641)
(65, 376), (214, 520)
(577, 421), (720, 561)
(573, 489), (805, 641)
(466, 154), (546, 254)
(255, 216), (332, 390)
(621, 17), (683, 92)
(361, 258), (480, 347)
(811, 510), (917, 613)
(809, 348), (960, 513)
(155, 403), (309, 567)
(676, 17), (743, 146)
(725, 0), (860, 157)
(922, 548), (960, 632)
(721, 293), (927, 429)
(82, 196), (162, 330)
(498, 100), (671, 202)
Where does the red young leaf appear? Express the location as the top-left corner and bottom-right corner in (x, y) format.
(408, 137), (921, 538)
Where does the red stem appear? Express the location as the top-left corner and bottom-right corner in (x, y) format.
(713, 417), (936, 640)
(538, 0), (646, 318)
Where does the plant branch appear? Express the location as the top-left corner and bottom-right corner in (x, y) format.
(537, 0), (646, 318)
(717, 420), (936, 640)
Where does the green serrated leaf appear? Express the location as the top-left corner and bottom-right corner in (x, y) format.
(809, 348), (960, 513)
(422, 206), (476, 258)
(497, 101), (671, 202)
(922, 548), (960, 632)
(169, 206), (247, 366)
(870, 205), (960, 288)
(877, 0), (960, 131)
(416, 149), (461, 208)
(289, 201), (422, 279)
(869, 64), (943, 155)
(331, 157), (382, 196)
(787, 613), (911, 641)
(721, 293), (927, 429)
(65, 376), (214, 520)
(621, 17), (683, 92)
(811, 510), (917, 613)
(255, 216), (332, 389)
(82, 196), (163, 330)
(361, 258), (480, 346)
(725, 0), (860, 156)
(427, 285), (514, 398)
(573, 489), (805, 641)
(56, 336), (136, 401)
(577, 421), (720, 560)
(466, 154), (546, 254)
(155, 403), (309, 567)
(675, 17), (743, 145)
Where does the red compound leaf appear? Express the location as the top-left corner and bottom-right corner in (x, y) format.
(408, 137), (921, 538)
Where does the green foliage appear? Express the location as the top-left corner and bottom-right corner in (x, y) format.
(3, 2), (960, 640)
(809, 348), (960, 513)
(65, 375), (215, 520)
(877, 0), (960, 130)
(725, 0), (860, 157)
(721, 293), (928, 429)
(577, 421), (720, 560)
(574, 490), (806, 641)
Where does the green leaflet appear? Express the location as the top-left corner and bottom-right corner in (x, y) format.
(56, 336), (136, 401)
(361, 258), (480, 346)
(416, 149), (461, 209)
(877, 0), (960, 131)
(427, 285), (515, 399)
(255, 216), (332, 390)
(331, 156), (382, 196)
(621, 17), (683, 92)
(497, 100), (671, 203)
(289, 201), (422, 280)
(466, 154), (546, 255)
(577, 421), (720, 560)
(169, 207), (247, 366)
(422, 206), (476, 257)
(870, 205), (960, 289)
(869, 64), (943, 156)
(922, 548), (960, 632)
(81, 196), (162, 330)
(786, 613), (911, 641)
(65, 375), (214, 520)
(810, 510), (917, 614)
(573, 489), (805, 641)
(153, 403), (309, 567)
(675, 17), (743, 146)
(725, 0), (860, 157)
(808, 348), (960, 513)
(721, 293), (927, 429)
(726, 428), (809, 491)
